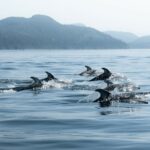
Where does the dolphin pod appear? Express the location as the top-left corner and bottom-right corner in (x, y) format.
(0, 66), (149, 107)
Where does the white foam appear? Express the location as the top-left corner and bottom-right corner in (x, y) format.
(42, 79), (71, 89)
(0, 89), (16, 93)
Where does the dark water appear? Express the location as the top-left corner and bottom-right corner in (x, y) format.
(0, 49), (150, 150)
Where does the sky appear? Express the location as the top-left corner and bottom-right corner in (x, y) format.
(0, 0), (150, 36)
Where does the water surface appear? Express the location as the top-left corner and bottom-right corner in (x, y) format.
(0, 49), (150, 150)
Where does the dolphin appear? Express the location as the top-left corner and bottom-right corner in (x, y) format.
(94, 88), (148, 107)
(90, 68), (112, 81)
(41, 71), (57, 82)
(79, 66), (96, 76)
(0, 77), (42, 92)
(4, 72), (58, 85)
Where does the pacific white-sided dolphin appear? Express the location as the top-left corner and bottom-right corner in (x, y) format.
(90, 68), (112, 81)
(79, 66), (96, 76)
(0, 77), (42, 92)
(94, 89), (148, 107)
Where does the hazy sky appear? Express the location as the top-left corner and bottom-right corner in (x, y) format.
(0, 0), (150, 36)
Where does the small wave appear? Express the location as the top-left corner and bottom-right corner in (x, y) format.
(1, 67), (17, 70)
(66, 84), (100, 91)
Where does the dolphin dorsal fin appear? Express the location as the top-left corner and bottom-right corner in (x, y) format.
(30, 76), (42, 84)
(45, 71), (56, 80)
(85, 65), (92, 71)
(95, 89), (111, 100)
(102, 68), (111, 74)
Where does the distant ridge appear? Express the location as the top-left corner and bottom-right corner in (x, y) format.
(0, 15), (127, 49)
(105, 31), (138, 43)
(105, 31), (150, 49)
(129, 36), (150, 48)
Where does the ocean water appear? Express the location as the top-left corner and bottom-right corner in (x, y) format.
(0, 49), (150, 150)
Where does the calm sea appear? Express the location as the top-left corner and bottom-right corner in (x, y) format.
(0, 49), (150, 150)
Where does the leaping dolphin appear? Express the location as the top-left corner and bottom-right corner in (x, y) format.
(94, 89), (148, 107)
(90, 68), (111, 81)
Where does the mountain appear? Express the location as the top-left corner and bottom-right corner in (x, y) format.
(129, 36), (150, 48)
(105, 31), (138, 43)
(106, 31), (150, 49)
(0, 15), (127, 49)
(71, 23), (86, 27)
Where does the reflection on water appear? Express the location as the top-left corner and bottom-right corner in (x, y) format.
(0, 49), (150, 150)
